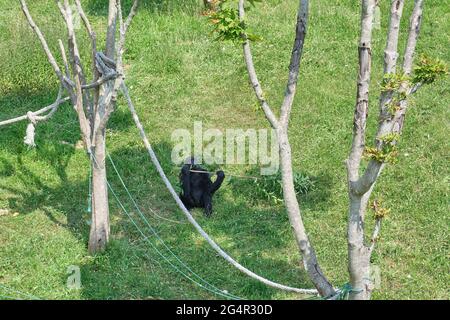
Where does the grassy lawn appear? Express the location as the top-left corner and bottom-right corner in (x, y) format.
(0, 0), (448, 300)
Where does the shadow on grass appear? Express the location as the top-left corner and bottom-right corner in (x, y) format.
(0, 132), (321, 299)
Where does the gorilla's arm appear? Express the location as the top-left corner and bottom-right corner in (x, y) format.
(210, 170), (225, 194)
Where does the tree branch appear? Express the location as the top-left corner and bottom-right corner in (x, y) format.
(279, 0), (309, 127)
(58, 0), (92, 148)
(19, 0), (65, 86)
(75, 0), (100, 106)
(124, 0), (139, 35)
(383, 0), (405, 75)
(58, 39), (71, 79)
(369, 218), (382, 253)
(346, 0), (376, 184)
(403, 0), (424, 75)
(353, 0), (424, 196)
(238, 0), (279, 129)
(105, 0), (118, 59)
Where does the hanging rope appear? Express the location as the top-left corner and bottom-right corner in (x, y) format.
(105, 151), (242, 299)
(89, 154), (242, 300)
(120, 82), (319, 295)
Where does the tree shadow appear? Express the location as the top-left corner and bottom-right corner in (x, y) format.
(0, 132), (322, 299)
(0, 151), (89, 237)
(76, 142), (320, 299)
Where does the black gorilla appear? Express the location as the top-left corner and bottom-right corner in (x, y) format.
(179, 158), (225, 216)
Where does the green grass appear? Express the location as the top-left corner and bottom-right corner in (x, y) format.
(0, 0), (449, 300)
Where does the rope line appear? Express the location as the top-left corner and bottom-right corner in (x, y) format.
(187, 169), (259, 180)
(89, 154), (241, 300)
(0, 284), (41, 300)
(121, 82), (318, 295)
(105, 151), (242, 300)
(105, 176), (242, 300)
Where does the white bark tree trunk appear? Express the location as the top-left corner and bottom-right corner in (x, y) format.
(278, 130), (334, 297)
(346, 0), (376, 300)
(87, 0), (118, 254)
(346, 0), (424, 300)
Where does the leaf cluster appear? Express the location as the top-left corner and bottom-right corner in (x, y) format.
(206, 0), (262, 43)
(370, 199), (391, 219)
(364, 133), (400, 164)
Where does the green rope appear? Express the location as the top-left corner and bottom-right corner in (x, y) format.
(335, 283), (364, 300)
(87, 161), (92, 214)
(93, 152), (243, 300)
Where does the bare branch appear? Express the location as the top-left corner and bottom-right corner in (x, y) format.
(403, 0), (424, 75)
(280, 0), (309, 126)
(75, 0), (99, 93)
(74, 0), (95, 40)
(383, 0), (405, 75)
(238, 0), (279, 129)
(105, 0), (118, 59)
(124, 0), (139, 35)
(19, 0), (65, 84)
(58, 39), (71, 78)
(347, 0), (377, 184)
(58, 0), (92, 147)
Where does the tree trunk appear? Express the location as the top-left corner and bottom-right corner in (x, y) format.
(346, 0), (376, 300)
(88, 130), (110, 254)
(347, 192), (373, 300)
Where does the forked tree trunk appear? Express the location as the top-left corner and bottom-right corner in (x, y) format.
(347, 0), (424, 300)
(88, 0), (118, 254)
(346, 0), (376, 300)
